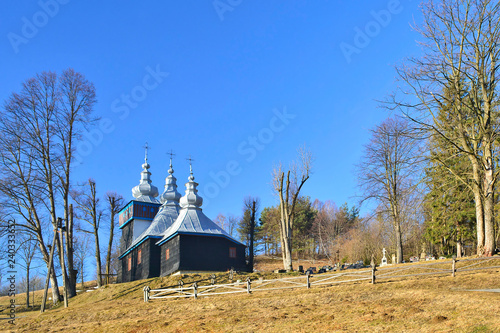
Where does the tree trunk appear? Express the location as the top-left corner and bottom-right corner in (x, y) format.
(248, 201), (256, 272)
(395, 222), (403, 264)
(95, 226), (102, 287)
(282, 225), (293, 272)
(105, 200), (115, 284)
(456, 239), (463, 258)
(65, 204), (76, 296)
(26, 266), (30, 308)
(483, 173), (495, 257)
(473, 185), (485, 256)
(38, 239), (61, 304)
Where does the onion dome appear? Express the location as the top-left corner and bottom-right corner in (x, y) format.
(131, 146), (159, 203)
(160, 158), (182, 206)
(179, 164), (203, 209)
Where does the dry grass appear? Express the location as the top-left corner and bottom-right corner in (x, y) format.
(1, 257), (499, 333)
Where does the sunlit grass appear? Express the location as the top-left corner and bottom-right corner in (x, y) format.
(1, 256), (499, 332)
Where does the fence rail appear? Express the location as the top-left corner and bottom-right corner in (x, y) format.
(144, 256), (500, 302)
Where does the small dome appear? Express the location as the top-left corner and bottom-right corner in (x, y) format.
(131, 147), (159, 203)
(160, 159), (182, 205)
(179, 165), (203, 209)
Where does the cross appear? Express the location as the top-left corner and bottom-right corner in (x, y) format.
(186, 155), (195, 174)
(167, 149), (176, 159)
(143, 142), (150, 161)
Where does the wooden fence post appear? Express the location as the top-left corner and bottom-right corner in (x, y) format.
(143, 286), (150, 302)
(371, 264), (377, 284)
(246, 278), (251, 294)
(193, 282), (198, 299)
(452, 256), (456, 277)
(306, 271), (311, 289)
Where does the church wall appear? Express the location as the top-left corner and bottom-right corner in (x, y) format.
(145, 238), (162, 278)
(132, 218), (152, 242)
(119, 238), (164, 282)
(159, 235), (181, 276)
(119, 221), (134, 254)
(178, 234), (247, 272)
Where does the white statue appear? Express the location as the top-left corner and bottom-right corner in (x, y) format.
(381, 248), (388, 267)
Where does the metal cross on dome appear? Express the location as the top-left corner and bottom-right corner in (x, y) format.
(186, 155), (195, 174)
(167, 149), (176, 159)
(143, 142), (150, 162)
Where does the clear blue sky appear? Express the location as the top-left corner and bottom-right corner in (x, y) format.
(1, 0), (423, 221)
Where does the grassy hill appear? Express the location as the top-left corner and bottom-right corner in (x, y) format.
(1, 256), (499, 332)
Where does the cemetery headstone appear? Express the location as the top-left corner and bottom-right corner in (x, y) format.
(381, 248), (388, 267)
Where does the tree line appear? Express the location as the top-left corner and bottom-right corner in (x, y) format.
(0, 69), (123, 308)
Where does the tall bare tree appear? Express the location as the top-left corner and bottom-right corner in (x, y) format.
(272, 146), (312, 271)
(357, 117), (421, 264)
(16, 233), (40, 308)
(390, 0), (500, 256)
(105, 192), (123, 284)
(0, 69), (96, 301)
(72, 179), (104, 287)
(73, 233), (92, 288)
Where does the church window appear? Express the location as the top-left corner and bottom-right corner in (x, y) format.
(127, 257), (132, 271)
(165, 248), (170, 260)
(229, 247), (236, 258)
(138, 249), (142, 265)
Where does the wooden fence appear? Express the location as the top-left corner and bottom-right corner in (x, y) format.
(144, 256), (500, 302)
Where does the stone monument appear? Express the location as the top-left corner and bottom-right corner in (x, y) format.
(381, 248), (388, 267)
(392, 254), (396, 265)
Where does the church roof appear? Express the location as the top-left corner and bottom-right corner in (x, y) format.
(131, 145), (159, 203)
(157, 165), (244, 246)
(159, 158), (182, 205)
(126, 205), (180, 251)
(123, 159), (182, 254)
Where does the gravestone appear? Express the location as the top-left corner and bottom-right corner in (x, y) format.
(381, 248), (388, 267)
(420, 244), (427, 260)
(392, 254), (396, 265)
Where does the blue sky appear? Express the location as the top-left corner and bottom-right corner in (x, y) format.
(1, 0), (422, 222)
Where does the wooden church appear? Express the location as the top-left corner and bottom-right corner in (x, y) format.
(117, 153), (246, 283)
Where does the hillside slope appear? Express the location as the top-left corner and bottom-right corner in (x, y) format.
(1, 259), (499, 332)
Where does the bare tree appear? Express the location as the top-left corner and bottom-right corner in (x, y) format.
(104, 192), (123, 285)
(73, 233), (92, 288)
(272, 146), (312, 271)
(214, 213), (227, 231)
(16, 233), (40, 307)
(357, 118), (421, 264)
(227, 214), (239, 238)
(72, 179), (104, 287)
(312, 200), (359, 261)
(0, 69), (96, 301)
(390, 0), (500, 256)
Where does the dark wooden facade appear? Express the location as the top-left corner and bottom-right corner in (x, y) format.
(119, 237), (163, 283)
(159, 234), (247, 276)
(117, 200), (162, 283)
